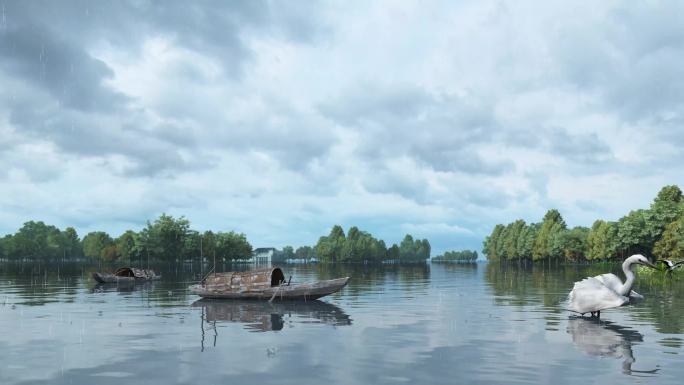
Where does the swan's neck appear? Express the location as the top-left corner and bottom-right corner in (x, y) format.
(619, 260), (636, 296)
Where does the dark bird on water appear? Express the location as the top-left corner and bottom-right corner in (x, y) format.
(659, 259), (684, 274)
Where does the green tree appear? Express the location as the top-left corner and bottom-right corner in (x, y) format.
(516, 223), (539, 259)
(399, 234), (416, 261)
(82, 232), (114, 260)
(645, 185), (683, 246)
(558, 226), (589, 261)
(182, 230), (202, 261)
(202, 231), (216, 263)
(653, 217), (684, 261)
(115, 230), (137, 262)
(62, 227), (82, 258)
(503, 220), (526, 260)
(137, 214), (191, 261)
(101, 244), (121, 262)
(387, 244), (400, 260)
(282, 246), (295, 260)
(315, 225), (346, 262)
(483, 224), (505, 260)
(295, 245), (315, 260)
(433, 250), (478, 262)
(215, 231), (252, 261)
(586, 220), (618, 260)
(533, 209), (567, 260)
(12, 221), (50, 258)
(617, 209), (650, 256)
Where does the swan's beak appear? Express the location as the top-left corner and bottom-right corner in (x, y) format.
(640, 260), (658, 269)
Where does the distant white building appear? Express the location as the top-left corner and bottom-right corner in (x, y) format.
(251, 247), (286, 263)
(252, 247), (275, 263)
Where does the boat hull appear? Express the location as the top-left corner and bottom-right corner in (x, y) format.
(189, 277), (350, 300)
(92, 272), (161, 284)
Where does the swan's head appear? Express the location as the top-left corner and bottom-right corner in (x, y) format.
(626, 254), (657, 269)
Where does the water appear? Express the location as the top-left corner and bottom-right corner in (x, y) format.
(1, 262), (684, 384)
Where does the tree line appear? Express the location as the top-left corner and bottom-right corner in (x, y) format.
(432, 250), (478, 262)
(306, 225), (431, 263)
(0, 217), (432, 264)
(0, 214), (252, 263)
(483, 185), (684, 262)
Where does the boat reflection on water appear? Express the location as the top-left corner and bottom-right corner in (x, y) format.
(566, 317), (659, 376)
(91, 280), (158, 293)
(193, 299), (352, 337)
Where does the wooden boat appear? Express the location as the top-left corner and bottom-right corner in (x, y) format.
(92, 267), (161, 284)
(189, 267), (349, 300)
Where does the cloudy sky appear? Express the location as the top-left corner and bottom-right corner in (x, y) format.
(1, 0), (683, 254)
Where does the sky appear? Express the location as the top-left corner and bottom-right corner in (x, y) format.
(1, 0), (683, 255)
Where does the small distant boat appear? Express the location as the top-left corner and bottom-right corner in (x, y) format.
(92, 267), (161, 284)
(189, 267), (349, 300)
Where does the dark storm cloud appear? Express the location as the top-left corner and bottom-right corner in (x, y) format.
(3, 0), (324, 78)
(0, 0), (329, 177)
(0, 25), (127, 112)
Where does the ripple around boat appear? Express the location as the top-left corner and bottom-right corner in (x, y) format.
(189, 267), (350, 300)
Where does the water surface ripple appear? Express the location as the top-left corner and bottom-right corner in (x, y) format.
(1, 262), (683, 384)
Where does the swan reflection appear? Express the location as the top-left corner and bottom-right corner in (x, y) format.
(566, 317), (659, 375)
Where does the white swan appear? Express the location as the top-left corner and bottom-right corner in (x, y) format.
(567, 254), (657, 317)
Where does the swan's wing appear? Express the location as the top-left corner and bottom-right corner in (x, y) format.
(568, 277), (628, 314)
(594, 274), (623, 293)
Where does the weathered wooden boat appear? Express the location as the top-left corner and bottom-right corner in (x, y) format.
(92, 267), (161, 284)
(189, 267), (349, 300)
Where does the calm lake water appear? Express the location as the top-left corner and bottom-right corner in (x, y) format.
(2, 262), (684, 385)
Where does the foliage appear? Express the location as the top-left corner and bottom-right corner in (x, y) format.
(282, 246), (295, 260)
(82, 231), (114, 259)
(484, 185), (684, 263)
(0, 214), (252, 263)
(433, 249), (478, 262)
(314, 225), (429, 263)
(586, 220), (618, 260)
(399, 234), (431, 262)
(617, 209), (651, 256)
(215, 231), (252, 261)
(532, 209), (567, 260)
(294, 245), (315, 260)
(653, 216), (684, 261)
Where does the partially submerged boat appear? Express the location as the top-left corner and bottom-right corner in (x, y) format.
(189, 267), (349, 300)
(92, 267), (161, 284)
